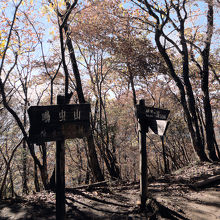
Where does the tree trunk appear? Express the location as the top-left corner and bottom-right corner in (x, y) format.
(41, 143), (49, 188)
(179, 16), (210, 162)
(97, 142), (120, 180)
(201, 0), (219, 161)
(34, 162), (40, 192)
(22, 140), (28, 195)
(183, 98), (209, 161)
(85, 165), (90, 184)
(140, 0), (213, 162)
(97, 94), (120, 180)
(105, 149), (120, 179)
(9, 168), (14, 198)
(63, 25), (85, 103)
(0, 140), (22, 199)
(22, 97), (28, 195)
(86, 133), (105, 181)
(154, 25), (209, 162)
(63, 18), (104, 182)
(76, 143), (83, 184)
(48, 169), (56, 191)
(0, 0), (53, 194)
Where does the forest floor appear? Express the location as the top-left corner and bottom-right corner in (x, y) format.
(0, 161), (220, 220)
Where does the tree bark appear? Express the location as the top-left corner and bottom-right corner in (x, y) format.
(201, 1), (219, 161)
(154, 30), (209, 161)
(9, 168), (15, 198)
(41, 143), (49, 188)
(22, 140), (28, 195)
(60, 2), (104, 181)
(86, 133), (105, 181)
(0, 0), (53, 193)
(141, 0), (210, 161)
(34, 162), (40, 192)
(0, 140), (22, 199)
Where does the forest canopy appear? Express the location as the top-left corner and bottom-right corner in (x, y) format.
(0, 0), (219, 198)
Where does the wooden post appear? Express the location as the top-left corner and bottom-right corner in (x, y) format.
(160, 122), (169, 174)
(161, 135), (168, 174)
(56, 140), (65, 220)
(138, 99), (148, 211)
(56, 96), (65, 220)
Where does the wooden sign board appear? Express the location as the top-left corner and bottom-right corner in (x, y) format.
(28, 104), (90, 144)
(136, 105), (170, 121)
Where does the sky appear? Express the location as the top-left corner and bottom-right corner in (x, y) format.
(2, 0), (219, 58)
(1, 0), (219, 82)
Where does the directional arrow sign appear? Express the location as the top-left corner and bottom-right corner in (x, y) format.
(136, 105), (170, 121)
(148, 120), (170, 136)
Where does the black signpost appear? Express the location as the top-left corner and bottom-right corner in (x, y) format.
(28, 104), (90, 143)
(136, 104), (170, 121)
(56, 137), (65, 220)
(136, 99), (170, 210)
(28, 100), (91, 220)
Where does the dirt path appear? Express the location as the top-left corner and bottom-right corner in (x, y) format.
(151, 183), (220, 220)
(0, 182), (219, 219)
(1, 162), (220, 219)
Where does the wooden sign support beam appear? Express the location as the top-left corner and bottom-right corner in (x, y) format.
(28, 94), (91, 220)
(138, 100), (148, 211)
(139, 121), (147, 211)
(161, 136), (168, 174)
(56, 96), (66, 220)
(136, 99), (170, 211)
(56, 139), (65, 220)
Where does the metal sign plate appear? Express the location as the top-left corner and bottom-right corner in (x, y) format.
(148, 120), (169, 136)
(28, 104), (90, 143)
(136, 105), (170, 120)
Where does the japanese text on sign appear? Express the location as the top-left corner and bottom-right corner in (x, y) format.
(28, 103), (91, 143)
(41, 109), (82, 123)
(145, 108), (167, 120)
(59, 110), (66, 122)
(42, 111), (50, 123)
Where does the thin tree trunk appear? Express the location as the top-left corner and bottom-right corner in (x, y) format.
(63, 17), (104, 182)
(128, 63), (137, 106)
(85, 164), (90, 184)
(41, 143), (48, 188)
(86, 134), (105, 182)
(34, 162), (40, 192)
(141, 1), (210, 162)
(63, 25), (85, 103)
(9, 168), (14, 198)
(22, 95), (28, 195)
(22, 140), (28, 194)
(76, 143), (83, 184)
(0, 140), (22, 199)
(201, 0), (219, 161)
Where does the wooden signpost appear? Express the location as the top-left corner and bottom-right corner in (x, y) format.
(28, 104), (90, 143)
(136, 99), (170, 210)
(28, 99), (91, 220)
